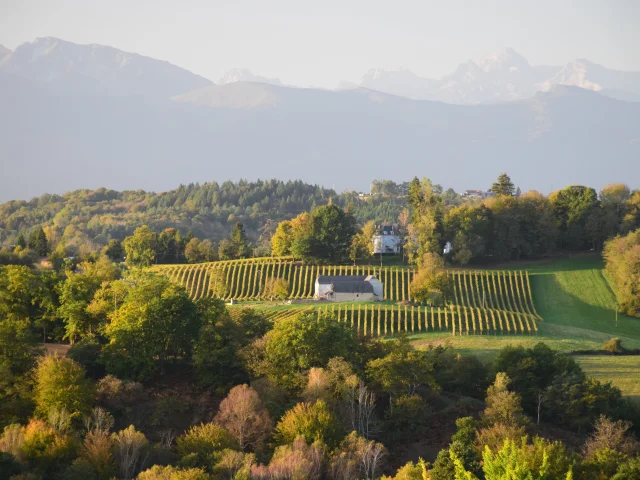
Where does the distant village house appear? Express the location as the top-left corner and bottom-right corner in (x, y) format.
(462, 189), (494, 199)
(373, 225), (401, 254)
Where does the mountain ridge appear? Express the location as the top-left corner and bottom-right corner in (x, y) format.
(1, 70), (638, 201)
(2, 37), (639, 103)
(353, 47), (640, 104)
(0, 36), (212, 98)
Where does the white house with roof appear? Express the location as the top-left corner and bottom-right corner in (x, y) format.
(314, 275), (384, 302)
(373, 225), (402, 254)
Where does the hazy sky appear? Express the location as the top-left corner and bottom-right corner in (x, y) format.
(1, 0), (639, 88)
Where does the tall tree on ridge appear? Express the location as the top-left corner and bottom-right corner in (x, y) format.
(491, 173), (515, 197)
(405, 177), (444, 263)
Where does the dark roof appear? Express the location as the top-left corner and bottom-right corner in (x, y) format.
(333, 282), (374, 293)
(316, 275), (368, 284)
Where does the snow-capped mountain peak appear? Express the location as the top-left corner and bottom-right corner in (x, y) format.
(344, 46), (639, 104)
(476, 47), (531, 73)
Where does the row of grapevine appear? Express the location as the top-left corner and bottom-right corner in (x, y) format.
(321, 304), (537, 336)
(155, 261), (539, 318)
(228, 304), (538, 336)
(451, 270), (541, 319)
(150, 256), (294, 273)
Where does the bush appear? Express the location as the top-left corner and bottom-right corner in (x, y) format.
(603, 338), (625, 354)
(97, 375), (145, 410)
(212, 449), (255, 480)
(0, 424), (24, 460)
(96, 375), (146, 428)
(176, 423), (238, 466)
(19, 419), (78, 475)
(274, 400), (342, 449)
(137, 465), (210, 480)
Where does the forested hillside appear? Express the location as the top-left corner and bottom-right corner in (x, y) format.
(0, 180), (406, 251)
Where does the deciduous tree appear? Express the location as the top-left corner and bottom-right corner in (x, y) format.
(123, 226), (157, 268)
(263, 312), (358, 391)
(214, 384), (273, 451)
(105, 273), (201, 379)
(34, 356), (95, 420)
(274, 400), (342, 447)
(409, 253), (452, 305)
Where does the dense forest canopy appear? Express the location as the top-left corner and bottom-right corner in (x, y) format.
(0, 179), (409, 252)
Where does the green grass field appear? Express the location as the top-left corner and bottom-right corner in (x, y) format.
(576, 356), (640, 402)
(408, 254), (640, 398)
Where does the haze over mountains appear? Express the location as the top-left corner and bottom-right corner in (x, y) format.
(353, 47), (640, 104)
(0, 37), (212, 98)
(0, 37), (639, 202)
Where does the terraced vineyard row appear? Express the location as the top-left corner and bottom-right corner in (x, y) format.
(229, 303), (538, 336)
(155, 261), (539, 319)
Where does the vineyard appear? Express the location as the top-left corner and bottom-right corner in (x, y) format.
(154, 260), (538, 313)
(153, 258), (541, 336)
(229, 302), (538, 337)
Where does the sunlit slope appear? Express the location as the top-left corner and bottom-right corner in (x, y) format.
(530, 259), (640, 345)
(577, 356), (640, 402)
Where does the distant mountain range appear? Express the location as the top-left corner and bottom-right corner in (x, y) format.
(0, 37), (212, 98)
(351, 48), (640, 104)
(0, 37), (639, 202)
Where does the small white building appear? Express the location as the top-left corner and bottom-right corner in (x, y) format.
(462, 190), (494, 199)
(373, 225), (401, 254)
(315, 275), (384, 302)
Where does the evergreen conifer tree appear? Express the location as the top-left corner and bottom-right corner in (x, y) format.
(491, 173), (515, 197)
(28, 227), (48, 256)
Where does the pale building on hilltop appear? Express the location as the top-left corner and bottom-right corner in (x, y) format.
(373, 225), (402, 254)
(462, 189), (494, 199)
(314, 275), (384, 302)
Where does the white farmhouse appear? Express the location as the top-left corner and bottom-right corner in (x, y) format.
(314, 275), (384, 302)
(373, 225), (401, 254)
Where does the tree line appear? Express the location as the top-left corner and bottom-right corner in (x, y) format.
(404, 175), (640, 266)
